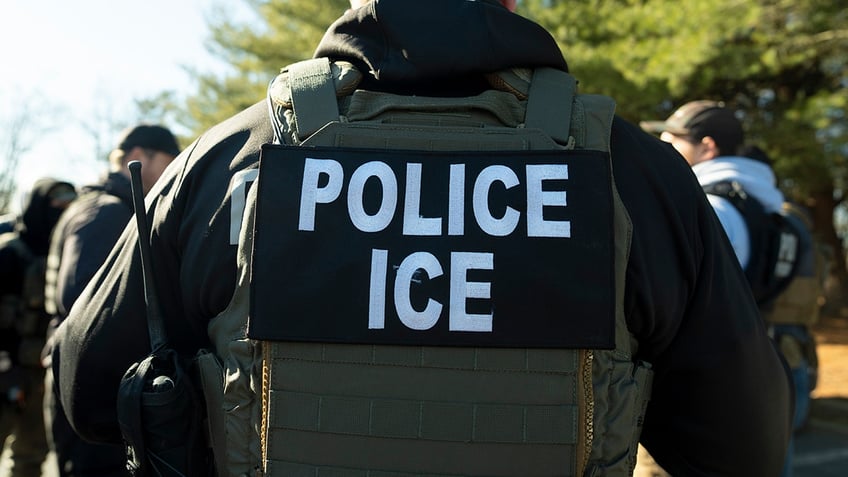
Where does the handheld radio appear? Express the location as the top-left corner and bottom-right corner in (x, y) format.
(116, 161), (211, 477)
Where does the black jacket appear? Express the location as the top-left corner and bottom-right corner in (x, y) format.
(54, 1), (791, 475)
(46, 172), (135, 319)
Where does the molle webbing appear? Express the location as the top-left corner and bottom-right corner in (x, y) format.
(263, 343), (589, 476)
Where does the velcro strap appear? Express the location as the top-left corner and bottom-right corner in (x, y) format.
(288, 58), (340, 140)
(525, 68), (576, 146)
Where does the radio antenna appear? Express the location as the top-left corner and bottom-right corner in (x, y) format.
(128, 160), (167, 353)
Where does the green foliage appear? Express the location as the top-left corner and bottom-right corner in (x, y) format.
(170, 0), (846, 202)
(523, 0), (847, 205)
(521, 0), (848, 286)
(170, 0), (846, 246)
(155, 0), (349, 137)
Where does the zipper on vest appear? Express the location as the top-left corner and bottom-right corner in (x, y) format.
(576, 349), (595, 475)
(260, 341), (271, 471)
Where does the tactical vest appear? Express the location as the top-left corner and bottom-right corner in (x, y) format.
(197, 58), (653, 477)
(0, 232), (49, 367)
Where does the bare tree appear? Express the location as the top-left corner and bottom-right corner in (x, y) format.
(0, 94), (53, 213)
(76, 85), (135, 164)
(76, 85), (178, 166)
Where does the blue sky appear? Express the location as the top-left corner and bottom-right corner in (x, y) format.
(1, 0), (251, 211)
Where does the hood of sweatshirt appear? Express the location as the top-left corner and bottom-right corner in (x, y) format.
(313, 0), (567, 95)
(18, 178), (77, 255)
(692, 156), (784, 212)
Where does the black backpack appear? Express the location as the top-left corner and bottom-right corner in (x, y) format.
(702, 181), (802, 307)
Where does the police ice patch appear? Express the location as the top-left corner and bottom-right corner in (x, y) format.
(248, 144), (615, 349)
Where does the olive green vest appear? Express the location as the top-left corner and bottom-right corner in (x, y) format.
(197, 58), (653, 477)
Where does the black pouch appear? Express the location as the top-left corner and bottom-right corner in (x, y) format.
(117, 349), (211, 476)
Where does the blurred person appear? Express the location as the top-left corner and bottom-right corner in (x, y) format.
(0, 214), (15, 235)
(641, 101), (780, 270)
(764, 200), (825, 431)
(42, 124), (179, 477)
(745, 143), (828, 477)
(0, 178), (76, 477)
(53, 1), (791, 476)
(735, 146), (825, 433)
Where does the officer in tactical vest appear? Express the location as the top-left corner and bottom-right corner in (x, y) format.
(1, 178), (76, 477)
(53, 1), (791, 476)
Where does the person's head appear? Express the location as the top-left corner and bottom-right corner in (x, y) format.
(18, 178), (77, 254)
(348, 0), (517, 11)
(109, 124), (180, 194)
(640, 100), (744, 167)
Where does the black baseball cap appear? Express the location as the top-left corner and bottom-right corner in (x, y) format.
(116, 124), (180, 157)
(640, 100), (744, 155)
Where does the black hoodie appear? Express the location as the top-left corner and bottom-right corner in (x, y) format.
(54, 2), (791, 475)
(46, 171), (134, 319)
(1, 178), (76, 294)
(1, 178), (75, 360)
(17, 178), (76, 256)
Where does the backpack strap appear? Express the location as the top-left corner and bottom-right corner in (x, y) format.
(703, 181), (802, 306)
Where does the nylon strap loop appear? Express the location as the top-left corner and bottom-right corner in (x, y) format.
(525, 67), (576, 146)
(288, 58), (340, 140)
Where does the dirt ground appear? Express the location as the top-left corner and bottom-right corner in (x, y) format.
(811, 314), (848, 399)
(808, 314), (848, 427)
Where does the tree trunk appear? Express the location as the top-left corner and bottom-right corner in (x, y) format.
(810, 191), (847, 315)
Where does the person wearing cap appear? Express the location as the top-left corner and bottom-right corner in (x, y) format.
(0, 178), (76, 477)
(52, 2), (791, 475)
(641, 100), (786, 269)
(42, 124), (179, 477)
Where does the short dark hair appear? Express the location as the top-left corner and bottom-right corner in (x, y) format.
(115, 124), (180, 157)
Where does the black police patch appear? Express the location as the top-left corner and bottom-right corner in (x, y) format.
(248, 144), (615, 349)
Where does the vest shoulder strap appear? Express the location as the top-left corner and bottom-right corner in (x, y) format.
(269, 58), (616, 153)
